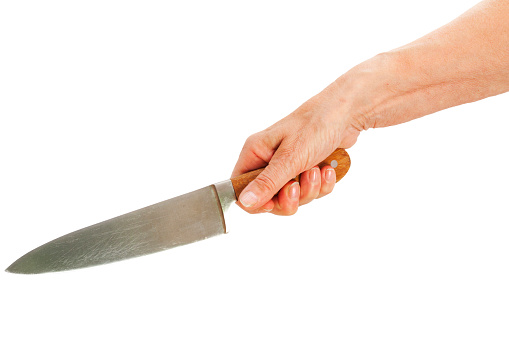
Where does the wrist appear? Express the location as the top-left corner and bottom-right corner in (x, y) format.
(331, 52), (414, 131)
(332, 44), (486, 132)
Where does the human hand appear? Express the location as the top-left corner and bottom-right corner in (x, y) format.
(230, 51), (424, 215)
(231, 82), (361, 215)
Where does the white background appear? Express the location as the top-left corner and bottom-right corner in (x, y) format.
(1, 0), (508, 338)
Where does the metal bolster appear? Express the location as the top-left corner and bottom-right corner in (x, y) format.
(212, 180), (237, 233)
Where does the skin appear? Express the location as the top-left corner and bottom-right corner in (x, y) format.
(231, 0), (509, 215)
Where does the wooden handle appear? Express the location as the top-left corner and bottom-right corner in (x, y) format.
(230, 148), (351, 200)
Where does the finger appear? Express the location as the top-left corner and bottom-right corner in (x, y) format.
(298, 167), (321, 206)
(237, 142), (302, 210)
(271, 181), (300, 216)
(317, 166), (336, 199)
(260, 200), (275, 213)
(235, 191), (276, 214)
(231, 147), (270, 178)
(235, 200), (275, 214)
(231, 132), (280, 178)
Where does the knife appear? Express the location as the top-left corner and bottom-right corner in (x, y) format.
(6, 148), (350, 274)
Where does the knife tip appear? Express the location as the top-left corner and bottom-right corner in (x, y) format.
(5, 267), (35, 275)
(5, 260), (35, 274)
(5, 265), (20, 274)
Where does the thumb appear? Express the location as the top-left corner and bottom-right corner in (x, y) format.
(238, 147), (302, 210)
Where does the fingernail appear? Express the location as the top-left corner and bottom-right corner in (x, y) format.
(310, 167), (319, 184)
(263, 207), (273, 212)
(289, 182), (300, 201)
(239, 190), (258, 208)
(325, 168), (335, 183)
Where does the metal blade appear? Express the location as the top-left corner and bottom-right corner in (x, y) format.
(6, 181), (236, 274)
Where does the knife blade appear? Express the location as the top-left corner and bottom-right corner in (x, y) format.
(6, 148), (350, 274)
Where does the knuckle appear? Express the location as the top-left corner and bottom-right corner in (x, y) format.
(322, 188), (332, 196)
(243, 133), (261, 149)
(283, 205), (298, 216)
(236, 201), (262, 214)
(318, 185), (334, 199)
(273, 205), (298, 216)
(323, 181), (335, 193)
(241, 132), (276, 164)
(254, 172), (278, 194)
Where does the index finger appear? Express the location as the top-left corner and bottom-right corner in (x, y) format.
(231, 134), (277, 177)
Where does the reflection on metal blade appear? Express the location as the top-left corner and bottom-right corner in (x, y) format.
(7, 185), (227, 274)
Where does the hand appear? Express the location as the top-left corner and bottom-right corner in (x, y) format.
(231, 82), (361, 215)
(230, 51), (429, 215)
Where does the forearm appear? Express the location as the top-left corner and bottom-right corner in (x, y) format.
(339, 0), (509, 131)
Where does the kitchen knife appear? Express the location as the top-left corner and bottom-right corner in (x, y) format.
(6, 148), (350, 274)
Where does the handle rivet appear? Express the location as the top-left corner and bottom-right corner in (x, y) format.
(331, 160), (338, 168)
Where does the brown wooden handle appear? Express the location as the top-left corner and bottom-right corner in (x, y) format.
(230, 148), (351, 200)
